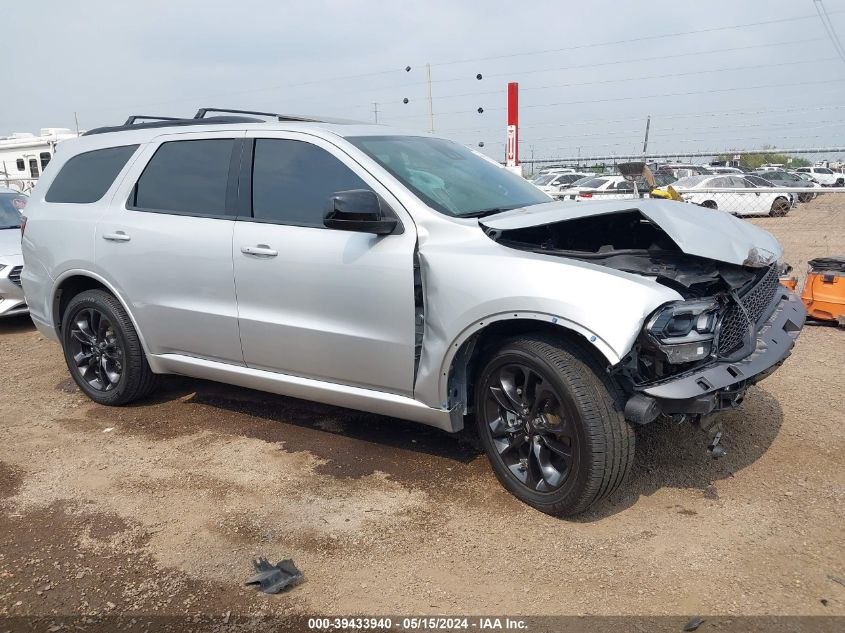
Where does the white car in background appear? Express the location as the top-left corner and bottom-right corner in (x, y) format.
(558, 175), (647, 200)
(532, 172), (591, 194)
(794, 166), (844, 187)
(671, 175), (792, 217)
(0, 187), (28, 317)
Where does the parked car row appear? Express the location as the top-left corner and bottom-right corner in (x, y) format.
(529, 161), (826, 217)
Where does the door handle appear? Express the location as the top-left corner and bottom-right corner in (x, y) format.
(103, 231), (131, 242)
(241, 244), (278, 258)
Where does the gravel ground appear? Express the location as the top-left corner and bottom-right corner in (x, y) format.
(0, 195), (843, 624)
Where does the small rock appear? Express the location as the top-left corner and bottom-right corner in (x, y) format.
(103, 427), (114, 433)
(684, 617), (705, 631)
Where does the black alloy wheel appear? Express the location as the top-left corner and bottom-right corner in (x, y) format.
(61, 289), (159, 405)
(481, 362), (574, 492)
(68, 307), (124, 391)
(474, 336), (635, 516)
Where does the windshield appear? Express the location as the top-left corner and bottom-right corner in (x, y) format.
(348, 136), (550, 217)
(0, 192), (27, 228)
(815, 168), (833, 174)
(673, 175), (712, 188)
(579, 177), (609, 189)
(532, 174), (555, 185)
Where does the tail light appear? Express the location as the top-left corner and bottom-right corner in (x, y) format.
(580, 193), (593, 199)
(20, 215), (27, 238)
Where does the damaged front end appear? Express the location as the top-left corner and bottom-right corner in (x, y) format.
(481, 202), (806, 445)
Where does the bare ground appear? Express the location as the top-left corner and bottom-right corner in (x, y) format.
(0, 196), (843, 621)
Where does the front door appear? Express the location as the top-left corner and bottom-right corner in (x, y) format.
(233, 133), (418, 395)
(96, 132), (245, 364)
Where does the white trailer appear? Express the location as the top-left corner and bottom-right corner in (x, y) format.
(0, 128), (79, 193)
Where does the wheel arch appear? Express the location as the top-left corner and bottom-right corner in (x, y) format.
(51, 270), (153, 359)
(439, 313), (619, 431)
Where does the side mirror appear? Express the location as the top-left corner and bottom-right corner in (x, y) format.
(323, 190), (397, 235)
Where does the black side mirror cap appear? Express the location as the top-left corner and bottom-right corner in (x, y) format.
(323, 189), (397, 235)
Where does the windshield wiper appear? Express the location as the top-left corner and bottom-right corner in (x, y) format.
(460, 205), (522, 218)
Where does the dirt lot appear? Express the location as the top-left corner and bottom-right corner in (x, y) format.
(0, 196), (843, 623)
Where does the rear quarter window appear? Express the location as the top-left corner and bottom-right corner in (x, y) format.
(45, 145), (139, 204)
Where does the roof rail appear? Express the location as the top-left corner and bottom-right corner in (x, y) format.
(124, 115), (183, 125)
(194, 107), (319, 122)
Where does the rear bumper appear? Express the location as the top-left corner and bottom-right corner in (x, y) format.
(626, 288), (805, 421)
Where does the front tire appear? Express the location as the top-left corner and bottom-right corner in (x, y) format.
(474, 335), (634, 516)
(61, 289), (158, 405)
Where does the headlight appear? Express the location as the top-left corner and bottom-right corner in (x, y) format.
(645, 299), (720, 364)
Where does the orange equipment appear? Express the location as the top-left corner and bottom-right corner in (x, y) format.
(800, 257), (845, 326)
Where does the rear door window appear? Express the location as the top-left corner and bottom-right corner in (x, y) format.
(45, 145), (139, 204)
(131, 139), (236, 216)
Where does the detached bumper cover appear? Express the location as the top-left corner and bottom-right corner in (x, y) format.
(631, 288), (805, 418)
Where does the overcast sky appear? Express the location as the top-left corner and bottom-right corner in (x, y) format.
(3, 0), (845, 161)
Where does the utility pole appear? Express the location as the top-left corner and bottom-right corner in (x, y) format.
(642, 115), (651, 155)
(372, 102), (379, 124)
(74, 112), (80, 137)
(426, 63), (434, 133)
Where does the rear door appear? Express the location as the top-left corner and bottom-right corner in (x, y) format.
(96, 132), (245, 364)
(232, 132), (418, 395)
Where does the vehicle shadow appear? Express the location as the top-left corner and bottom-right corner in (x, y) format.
(0, 314), (35, 334)
(575, 384), (785, 522)
(108, 374), (786, 514)
(111, 376), (480, 485)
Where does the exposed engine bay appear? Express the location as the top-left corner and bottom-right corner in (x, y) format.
(484, 210), (760, 298)
(484, 210), (778, 388)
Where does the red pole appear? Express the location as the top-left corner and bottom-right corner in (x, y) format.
(506, 82), (519, 167)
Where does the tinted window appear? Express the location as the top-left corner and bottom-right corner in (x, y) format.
(40, 152), (51, 170)
(15, 159), (24, 171)
(252, 139), (371, 227)
(133, 139), (234, 215)
(581, 178), (608, 188)
(46, 145), (138, 203)
(0, 192), (27, 228)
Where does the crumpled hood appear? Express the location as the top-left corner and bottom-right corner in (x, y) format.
(0, 228), (22, 257)
(480, 197), (782, 267)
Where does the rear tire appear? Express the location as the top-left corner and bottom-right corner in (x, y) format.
(701, 200), (717, 210)
(474, 335), (634, 516)
(770, 197), (790, 217)
(61, 289), (158, 405)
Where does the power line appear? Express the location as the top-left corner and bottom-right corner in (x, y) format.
(426, 9), (844, 67)
(437, 103), (845, 134)
(387, 78), (845, 120)
(814, 0), (845, 62)
(426, 56), (834, 102)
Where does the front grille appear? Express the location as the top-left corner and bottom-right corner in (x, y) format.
(8, 266), (22, 287)
(717, 265), (779, 357)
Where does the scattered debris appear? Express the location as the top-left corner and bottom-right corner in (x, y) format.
(821, 599), (829, 607)
(829, 575), (845, 588)
(245, 558), (303, 594)
(683, 616), (705, 631)
(102, 427), (114, 433)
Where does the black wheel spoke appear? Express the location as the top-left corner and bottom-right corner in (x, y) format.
(482, 359), (577, 496)
(68, 306), (124, 393)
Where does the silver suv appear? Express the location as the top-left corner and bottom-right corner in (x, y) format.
(21, 109), (806, 516)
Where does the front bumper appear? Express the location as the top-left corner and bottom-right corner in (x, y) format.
(0, 261), (27, 318)
(625, 287), (805, 421)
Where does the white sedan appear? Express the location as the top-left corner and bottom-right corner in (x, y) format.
(532, 172), (592, 194)
(557, 175), (648, 200)
(671, 175), (792, 217)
